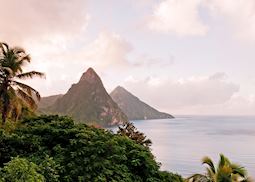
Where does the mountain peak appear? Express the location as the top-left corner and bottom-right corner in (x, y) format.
(115, 86), (126, 92)
(110, 86), (174, 120)
(87, 67), (96, 73)
(46, 67), (128, 126)
(79, 67), (101, 83)
(112, 86), (134, 97)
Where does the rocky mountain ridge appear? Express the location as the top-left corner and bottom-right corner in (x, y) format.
(40, 68), (128, 126)
(110, 86), (174, 120)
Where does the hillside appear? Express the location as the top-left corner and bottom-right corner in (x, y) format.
(38, 94), (63, 109)
(48, 68), (128, 126)
(110, 86), (174, 120)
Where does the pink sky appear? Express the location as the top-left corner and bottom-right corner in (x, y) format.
(1, 0), (255, 115)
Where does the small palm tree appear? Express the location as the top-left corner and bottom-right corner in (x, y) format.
(0, 42), (45, 124)
(187, 154), (252, 182)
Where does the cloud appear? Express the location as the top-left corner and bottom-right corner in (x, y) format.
(0, 0), (89, 45)
(124, 73), (239, 114)
(209, 72), (227, 80)
(21, 30), (172, 96)
(77, 31), (133, 69)
(206, 0), (255, 41)
(52, 31), (172, 72)
(148, 0), (208, 36)
(129, 54), (174, 68)
(184, 93), (255, 116)
(0, 0), (90, 87)
(147, 0), (255, 40)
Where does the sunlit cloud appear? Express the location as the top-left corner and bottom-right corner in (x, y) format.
(206, 0), (255, 41)
(77, 31), (133, 69)
(124, 73), (240, 114)
(0, 0), (89, 44)
(148, 0), (208, 36)
(147, 0), (255, 40)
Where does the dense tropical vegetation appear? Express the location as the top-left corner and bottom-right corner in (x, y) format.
(0, 42), (44, 124)
(0, 115), (183, 181)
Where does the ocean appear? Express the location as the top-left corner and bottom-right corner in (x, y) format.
(112, 116), (255, 177)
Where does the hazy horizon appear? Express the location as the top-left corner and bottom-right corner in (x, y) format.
(1, 0), (255, 115)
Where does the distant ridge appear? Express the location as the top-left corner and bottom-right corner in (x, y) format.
(40, 68), (128, 126)
(110, 86), (174, 120)
(38, 94), (63, 110)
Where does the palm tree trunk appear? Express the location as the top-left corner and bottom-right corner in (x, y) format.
(1, 105), (7, 124)
(1, 82), (9, 125)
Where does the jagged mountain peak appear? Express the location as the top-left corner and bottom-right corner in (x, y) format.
(79, 67), (101, 83)
(41, 68), (128, 126)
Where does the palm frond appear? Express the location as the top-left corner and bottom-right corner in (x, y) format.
(0, 42), (9, 56)
(13, 81), (41, 101)
(231, 163), (247, 178)
(1, 66), (13, 75)
(202, 156), (216, 174)
(16, 89), (36, 109)
(241, 177), (254, 182)
(12, 46), (26, 54)
(9, 94), (23, 121)
(17, 54), (31, 68)
(218, 154), (230, 169)
(186, 174), (209, 182)
(16, 71), (45, 79)
(18, 53), (30, 61)
(205, 167), (215, 180)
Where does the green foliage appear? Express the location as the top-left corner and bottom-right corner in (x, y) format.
(0, 157), (44, 182)
(117, 122), (152, 148)
(32, 155), (59, 182)
(187, 154), (252, 182)
(159, 171), (184, 182)
(0, 115), (183, 182)
(0, 42), (45, 124)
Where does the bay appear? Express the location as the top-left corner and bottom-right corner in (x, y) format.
(112, 116), (255, 177)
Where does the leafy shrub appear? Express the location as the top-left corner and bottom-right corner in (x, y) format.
(0, 157), (44, 182)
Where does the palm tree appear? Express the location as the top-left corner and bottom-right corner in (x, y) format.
(0, 42), (45, 124)
(187, 154), (252, 182)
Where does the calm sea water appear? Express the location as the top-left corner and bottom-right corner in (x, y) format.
(112, 116), (255, 177)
